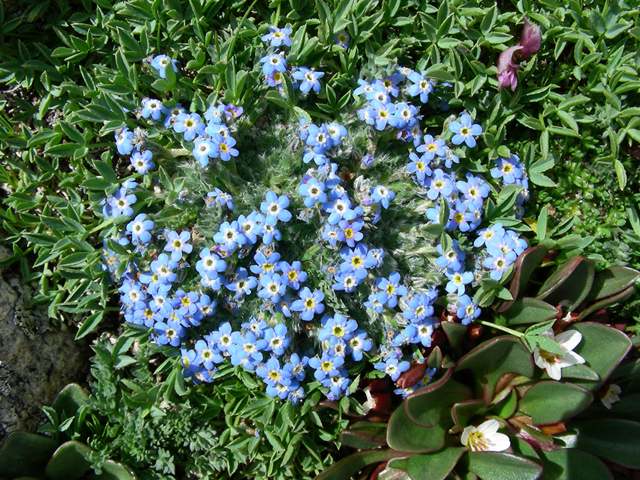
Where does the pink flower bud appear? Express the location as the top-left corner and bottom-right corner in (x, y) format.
(497, 46), (522, 92)
(520, 18), (541, 59)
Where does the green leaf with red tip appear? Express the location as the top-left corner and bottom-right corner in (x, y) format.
(339, 421), (388, 449)
(587, 266), (640, 301)
(499, 298), (559, 325)
(407, 447), (467, 480)
(387, 403), (448, 453)
(570, 323), (632, 393)
(404, 370), (473, 427)
(568, 419), (640, 468)
(539, 448), (613, 480)
(461, 452), (543, 480)
(536, 256), (595, 311)
(497, 245), (548, 312)
(455, 337), (534, 403)
(518, 381), (593, 426)
(578, 286), (635, 321)
(452, 400), (487, 432)
(313, 449), (406, 480)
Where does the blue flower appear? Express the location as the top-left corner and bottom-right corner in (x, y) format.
(260, 53), (287, 76)
(164, 104), (185, 128)
(338, 219), (364, 248)
(457, 173), (490, 208)
(332, 271), (361, 293)
(368, 99), (396, 130)
(402, 293), (435, 323)
(491, 155), (524, 184)
(326, 122), (347, 145)
(257, 358), (291, 387)
(318, 314), (358, 342)
(206, 188), (234, 210)
(375, 272), (407, 308)
(210, 322), (234, 352)
(474, 223), (506, 248)
(457, 295), (481, 325)
(261, 26), (293, 47)
(407, 71), (434, 103)
(306, 123), (332, 153)
(140, 98), (167, 120)
(130, 149), (155, 174)
(361, 154), (375, 169)
(299, 178), (327, 207)
(154, 319), (185, 347)
(309, 352), (344, 381)
(364, 293), (384, 313)
(150, 54), (179, 78)
(224, 267), (258, 299)
(371, 185), (395, 209)
(374, 357), (410, 381)
(407, 152), (432, 184)
(263, 323), (290, 355)
(293, 67), (325, 94)
(173, 113), (205, 141)
(445, 269), (474, 295)
(258, 272), (285, 303)
(214, 221), (246, 251)
(126, 214), (154, 245)
(108, 188), (136, 218)
(193, 137), (215, 166)
(211, 133), (239, 161)
(291, 287), (325, 321)
(164, 231), (192, 262)
(426, 169), (455, 200)
(483, 250), (517, 281)
(250, 250), (281, 275)
(416, 134), (446, 160)
(115, 127), (134, 156)
(340, 244), (377, 279)
(334, 30), (350, 49)
(194, 339), (223, 370)
(261, 190), (292, 225)
(389, 102), (418, 129)
(279, 261), (307, 290)
(435, 240), (465, 271)
(204, 104), (225, 124)
(449, 114), (482, 148)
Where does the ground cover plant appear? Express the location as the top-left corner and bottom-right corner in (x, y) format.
(1, 0), (640, 479)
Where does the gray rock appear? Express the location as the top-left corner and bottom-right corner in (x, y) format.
(0, 245), (90, 442)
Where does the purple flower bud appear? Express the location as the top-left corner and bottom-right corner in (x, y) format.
(497, 46), (522, 92)
(519, 18), (541, 60)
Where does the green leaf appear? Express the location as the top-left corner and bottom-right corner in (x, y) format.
(387, 403), (448, 453)
(463, 452), (542, 480)
(588, 266), (640, 301)
(497, 246), (548, 312)
(407, 447), (467, 480)
(569, 419), (640, 468)
(614, 159), (627, 189)
(0, 432), (57, 479)
(314, 449), (407, 480)
(537, 256), (595, 311)
(46, 441), (93, 480)
(265, 90), (290, 109)
(570, 323), (632, 393)
(45, 143), (82, 157)
(451, 400), (487, 431)
(530, 172), (557, 187)
(52, 384), (89, 419)
(339, 422), (388, 450)
(455, 337), (534, 403)
(92, 159), (118, 183)
(404, 370), (473, 428)
(539, 448), (612, 480)
(519, 381), (593, 425)
(75, 311), (104, 340)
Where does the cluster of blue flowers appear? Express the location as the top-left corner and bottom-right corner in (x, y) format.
(100, 36), (534, 406)
(259, 25), (325, 97)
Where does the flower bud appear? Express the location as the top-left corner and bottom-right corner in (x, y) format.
(520, 18), (541, 59)
(497, 46), (522, 92)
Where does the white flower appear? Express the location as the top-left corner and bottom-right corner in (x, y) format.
(600, 384), (622, 410)
(533, 328), (585, 381)
(461, 419), (510, 452)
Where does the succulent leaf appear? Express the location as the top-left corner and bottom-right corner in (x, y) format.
(452, 400), (488, 432)
(0, 432), (57, 480)
(518, 381), (593, 426)
(587, 266), (640, 301)
(568, 419), (640, 469)
(498, 297), (559, 325)
(577, 286), (636, 322)
(387, 404), (448, 453)
(339, 421), (388, 450)
(406, 447), (467, 480)
(536, 256), (595, 311)
(312, 449), (408, 480)
(46, 441), (93, 480)
(497, 245), (548, 312)
(458, 452), (543, 480)
(455, 337), (534, 403)
(539, 448), (613, 480)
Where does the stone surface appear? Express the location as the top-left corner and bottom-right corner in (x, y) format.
(0, 245), (90, 442)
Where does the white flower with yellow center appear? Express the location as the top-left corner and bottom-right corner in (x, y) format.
(461, 419), (510, 452)
(533, 328), (585, 381)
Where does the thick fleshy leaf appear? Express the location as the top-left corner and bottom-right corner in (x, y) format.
(452, 400), (487, 431)
(339, 422), (388, 449)
(539, 448), (613, 480)
(587, 266), (640, 301)
(463, 452), (543, 480)
(96, 459), (137, 480)
(498, 245), (548, 312)
(568, 419), (640, 468)
(499, 298), (559, 325)
(489, 390), (518, 419)
(578, 286), (635, 322)
(510, 436), (541, 463)
(314, 449), (406, 480)
(377, 468), (411, 480)
(557, 364), (599, 381)
(455, 336), (534, 403)
(404, 370), (473, 427)
(407, 447), (467, 480)
(570, 323), (632, 393)
(518, 381), (593, 425)
(46, 441), (93, 480)
(442, 321), (467, 353)
(537, 256), (595, 310)
(611, 392), (640, 413)
(387, 404), (447, 453)
(52, 383), (90, 418)
(0, 432), (57, 479)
